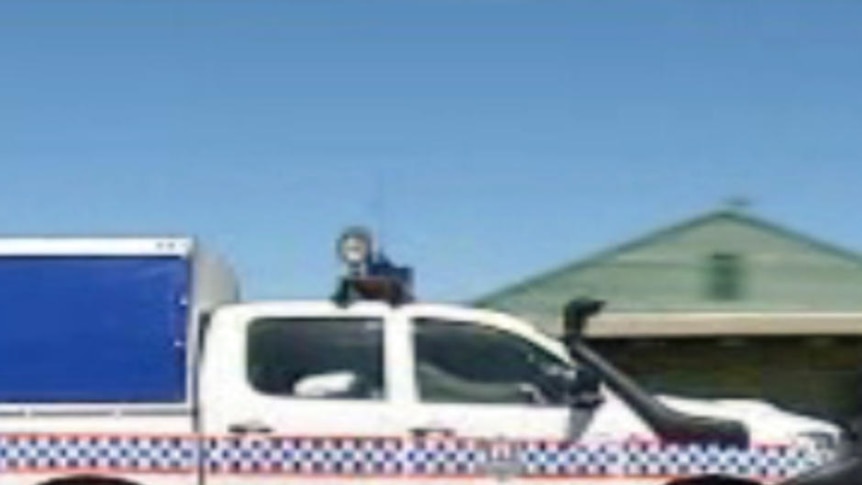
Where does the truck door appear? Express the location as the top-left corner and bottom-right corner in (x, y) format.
(200, 304), (407, 485)
(397, 307), (600, 483)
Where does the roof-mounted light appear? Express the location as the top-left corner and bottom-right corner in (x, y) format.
(332, 227), (415, 307)
(337, 227), (373, 274)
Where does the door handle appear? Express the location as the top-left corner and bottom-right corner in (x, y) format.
(409, 426), (455, 439)
(228, 421), (274, 435)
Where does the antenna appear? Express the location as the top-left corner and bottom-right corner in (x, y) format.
(724, 196), (753, 213)
(372, 171), (388, 250)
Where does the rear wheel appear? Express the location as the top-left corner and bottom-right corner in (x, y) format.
(40, 476), (142, 485)
(666, 476), (761, 485)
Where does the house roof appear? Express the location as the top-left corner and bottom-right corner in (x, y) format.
(474, 208), (862, 312)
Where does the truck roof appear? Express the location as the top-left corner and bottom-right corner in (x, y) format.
(212, 300), (556, 341)
(0, 237), (194, 256)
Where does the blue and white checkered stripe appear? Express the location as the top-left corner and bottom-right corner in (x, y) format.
(204, 436), (402, 475)
(0, 434), (835, 479)
(518, 442), (622, 477)
(615, 442), (828, 479)
(0, 435), (196, 473)
(402, 438), (489, 476)
(204, 438), (832, 479)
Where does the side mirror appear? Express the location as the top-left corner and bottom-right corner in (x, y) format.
(569, 367), (604, 410)
(539, 363), (604, 410)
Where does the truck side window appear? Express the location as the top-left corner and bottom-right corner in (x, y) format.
(413, 319), (570, 406)
(247, 318), (385, 400)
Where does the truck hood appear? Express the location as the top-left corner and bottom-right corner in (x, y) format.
(583, 391), (840, 454)
(658, 394), (841, 448)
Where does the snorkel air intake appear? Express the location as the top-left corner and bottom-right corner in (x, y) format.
(562, 298), (749, 448)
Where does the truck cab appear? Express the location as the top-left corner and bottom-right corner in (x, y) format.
(200, 300), (631, 441)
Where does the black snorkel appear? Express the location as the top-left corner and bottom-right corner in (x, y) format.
(562, 298), (750, 447)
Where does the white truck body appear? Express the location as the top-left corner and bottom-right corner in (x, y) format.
(0, 238), (842, 485)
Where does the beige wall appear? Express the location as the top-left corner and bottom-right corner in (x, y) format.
(591, 336), (862, 421)
(586, 313), (862, 338)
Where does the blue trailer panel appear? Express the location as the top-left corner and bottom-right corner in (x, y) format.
(0, 255), (191, 403)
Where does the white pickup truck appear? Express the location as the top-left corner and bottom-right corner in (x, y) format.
(0, 233), (854, 485)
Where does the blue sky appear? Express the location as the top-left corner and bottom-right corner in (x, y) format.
(1, 1), (861, 301)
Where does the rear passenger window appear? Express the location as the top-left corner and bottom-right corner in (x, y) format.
(247, 318), (385, 400)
